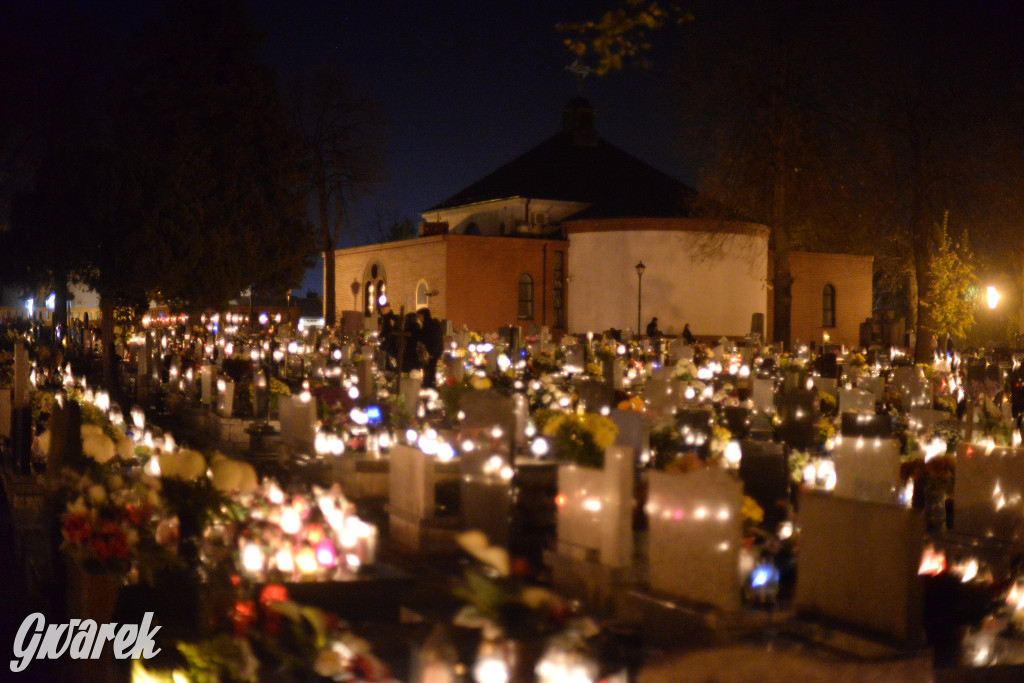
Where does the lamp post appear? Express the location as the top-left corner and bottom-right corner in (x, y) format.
(635, 260), (646, 336)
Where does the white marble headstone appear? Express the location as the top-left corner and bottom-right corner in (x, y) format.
(647, 468), (743, 611)
(752, 377), (776, 414)
(200, 364), (216, 406)
(954, 443), (1024, 545)
(795, 490), (925, 644)
(278, 395), (317, 454)
(557, 446), (633, 568)
(217, 379), (235, 417)
(832, 436), (901, 503)
(838, 387), (875, 414)
(610, 409), (651, 465)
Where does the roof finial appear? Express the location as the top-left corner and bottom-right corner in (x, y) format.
(565, 59), (592, 94)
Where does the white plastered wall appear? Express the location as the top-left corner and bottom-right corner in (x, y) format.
(568, 227), (768, 338)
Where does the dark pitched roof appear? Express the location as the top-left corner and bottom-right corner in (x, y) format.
(427, 100), (701, 219)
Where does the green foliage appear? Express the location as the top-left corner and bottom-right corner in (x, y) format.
(557, 1), (691, 75)
(117, 0), (315, 310)
(929, 224), (977, 339)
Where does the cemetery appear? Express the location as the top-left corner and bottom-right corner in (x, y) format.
(3, 315), (1024, 682)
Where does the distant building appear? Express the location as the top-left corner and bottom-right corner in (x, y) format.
(332, 98), (871, 342)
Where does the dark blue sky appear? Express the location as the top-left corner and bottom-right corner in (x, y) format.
(245, 1), (689, 294)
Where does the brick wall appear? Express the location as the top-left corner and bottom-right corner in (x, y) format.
(331, 235), (568, 334)
(332, 237), (447, 322)
(781, 251), (874, 348)
(446, 235), (567, 334)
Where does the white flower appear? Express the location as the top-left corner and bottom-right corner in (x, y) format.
(116, 434), (135, 460)
(457, 530), (509, 576)
(86, 484), (107, 505)
(158, 448), (207, 481)
(82, 430), (116, 464)
(209, 454), (259, 494)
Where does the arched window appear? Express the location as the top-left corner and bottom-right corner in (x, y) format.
(364, 282), (375, 314)
(464, 222), (481, 236)
(822, 284), (836, 328)
(517, 274), (534, 320)
(416, 281), (429, 310)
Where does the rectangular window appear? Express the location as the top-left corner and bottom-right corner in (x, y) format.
(518, 274), (534, 320)
(822, 285), (836, 328)
(553, 252), (565, 328)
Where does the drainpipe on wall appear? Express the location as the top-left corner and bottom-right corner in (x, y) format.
(542, 242), (547, 326)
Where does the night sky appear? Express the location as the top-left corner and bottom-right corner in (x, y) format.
(7, 1), (1023, 297)
(244, 0), (686, 294)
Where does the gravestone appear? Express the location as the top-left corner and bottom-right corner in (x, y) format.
(278, 395), (317, 454)
(838, 387), (875, 414)
(752, 377), (776, 414)
(564, 344), (585, 371)
(647, 468), (744, 611)
(610, 409), (650, 465)
(953, 443), (1024, 546)
(642, 378), (675, 417)
(200, 365), (216, 406)
(840, 411), (893, 438)
(722, 406), (751, 440)
(677, 408), (714, 456)
(906, 408), (953, 434)
(796, 490), (925, 645)
(575, 378), (616, 414)
(459, 449), (513, 547)
(832, 435), (901, 504)
(812, 376), (838, 399)
(356, 359), (375, 401)
(556, 446), (633, 568)
(217, 379), (235, 417)
(738, 440), (789, 531)
(444, 355), (465, 383)
(857, 375), (885, 402)
(399, 375), (422, 418)
(774, 389), (818, 450)
(459, 390), (514, 440)
(388, 444), (461, 552)
(48, 400), (83, 474)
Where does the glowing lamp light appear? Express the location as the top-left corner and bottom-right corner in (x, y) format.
(987, 285), (1000, 310)
(242, 543), (265, 573)
(258, 312), (269, 325)
(918, 546), (947, 575)
(296, 547), (318, 575)
(315, 539), (337, 568)
(46, 292), (55, 310)
(280, 507), (302, 535)
(555, 493), (567, 508)
(724, 440), (742, 468)
(275, 548), (295, 573)
(530, 438), (549, 456)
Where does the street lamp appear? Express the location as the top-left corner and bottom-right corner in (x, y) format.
(635, 260), (646, 336)
(987, 285), (1000, 310)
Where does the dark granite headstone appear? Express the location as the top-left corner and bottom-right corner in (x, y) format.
(739, 440), (790, 531)
(840, 411), (894, 438)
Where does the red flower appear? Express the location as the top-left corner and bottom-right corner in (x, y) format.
(105, 531), (130, 560)
(88, 537), (109, 561)
(232, 600), (257, 636)
(260, 583), (289, 606)
(64, 514), (92, 543)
